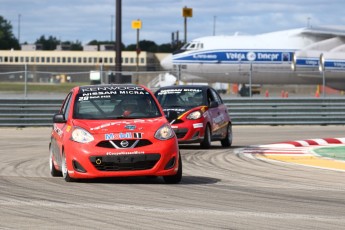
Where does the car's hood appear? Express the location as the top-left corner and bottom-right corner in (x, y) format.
(71, 117), (167, 134)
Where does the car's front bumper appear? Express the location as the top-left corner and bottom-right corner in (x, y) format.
(64, 138), (179, 179)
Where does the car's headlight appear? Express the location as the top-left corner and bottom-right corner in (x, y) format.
(154, 124), (175, 140)
(187, 110), (202, 120)
(71, 127), (94, 143)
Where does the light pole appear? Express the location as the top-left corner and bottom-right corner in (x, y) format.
(132, 19), (142, 84)
(18, 14), (21, 44)
(182, 6), (193, 44)
(114, 0), (122, 83)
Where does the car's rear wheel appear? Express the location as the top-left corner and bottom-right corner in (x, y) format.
(61, 151), (75, 182)
(221, 123), (232, 147)
(163, 153), (182, 184)
(200, 124), (211, 149)
(49, 146), (62, 177)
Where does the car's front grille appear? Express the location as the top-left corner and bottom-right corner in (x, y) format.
(89, 154), (160, 171)
(96, 139), (152, 149)
(173, 128), (188, 139)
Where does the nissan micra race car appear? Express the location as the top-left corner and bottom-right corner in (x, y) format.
(49, 84), (182, 183)
(155, 85), (232, 148)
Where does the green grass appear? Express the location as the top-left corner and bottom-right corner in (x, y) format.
(0, 82), (88, 93)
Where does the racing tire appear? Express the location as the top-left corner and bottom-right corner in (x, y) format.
(200, 124), (211, 149)
(163, 153), (182, 184)
(49, 146), (62, 177)
(61, 152), (75, 182)
(221, 123), (233, 148)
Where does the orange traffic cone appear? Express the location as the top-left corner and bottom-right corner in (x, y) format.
(315, 91), (320, 98)
(284, 91), (289, 98)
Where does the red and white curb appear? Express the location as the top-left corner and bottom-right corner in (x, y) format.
(237, 137), (345, 171)
(242, 137), (345, 155)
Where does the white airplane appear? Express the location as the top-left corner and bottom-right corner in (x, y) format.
(160, 26), (345, 91)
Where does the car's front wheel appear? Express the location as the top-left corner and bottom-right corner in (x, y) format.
(61, 151), (75, 182)
(49, 146), (62, 177)
(200, 124), (211, 149)
(163, 153), (182, 184)
(221, 123), (232, 147)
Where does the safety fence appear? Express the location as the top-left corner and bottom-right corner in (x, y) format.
(1, 98), (345, 127)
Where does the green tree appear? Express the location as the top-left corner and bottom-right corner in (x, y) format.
(35, 35), (60, 50)
(0, 15), (20, 50)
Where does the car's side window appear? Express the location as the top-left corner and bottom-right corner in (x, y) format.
(206, 89), (215, 106)
(210, 89), (223, 104)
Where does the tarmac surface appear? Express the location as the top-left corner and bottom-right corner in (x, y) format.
(1, 125), (345, 229)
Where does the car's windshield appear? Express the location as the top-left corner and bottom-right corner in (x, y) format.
(156, 88), (205, 107)
(74, 90), (161, 120)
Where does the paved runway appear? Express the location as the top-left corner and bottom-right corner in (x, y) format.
(0, 125), (345, 229)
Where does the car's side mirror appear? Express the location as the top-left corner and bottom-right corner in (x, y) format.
(53, 114), (66, 123)
(209, 101), (219, 108)
(165, 110), (178, 122)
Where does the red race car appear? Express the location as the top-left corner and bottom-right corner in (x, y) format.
(155, 85), (232, 148)
(49, 84), (182, 183)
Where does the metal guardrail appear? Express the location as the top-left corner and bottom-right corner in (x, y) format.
(224, 98), (345, 125)
(0, 98), (345, 127)
(0, 99), (63, 127)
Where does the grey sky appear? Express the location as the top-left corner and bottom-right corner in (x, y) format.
(1, 0), (344, 45)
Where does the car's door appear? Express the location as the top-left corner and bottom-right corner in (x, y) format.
(51, 92), (73, 164)
(207, 88), (228, 136)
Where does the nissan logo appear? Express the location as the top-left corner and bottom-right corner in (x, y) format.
(120, 140), (129, 148)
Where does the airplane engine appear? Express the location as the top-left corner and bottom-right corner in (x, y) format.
(291, 50), (321, 72)
(319, 52), (345, 72)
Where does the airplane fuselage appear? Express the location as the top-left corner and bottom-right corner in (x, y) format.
(161, 27), (345, 90)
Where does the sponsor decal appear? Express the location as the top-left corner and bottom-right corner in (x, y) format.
(81, 86), (145, 92)
(91, 118), (161, 131)
(157, 88), (202, 95)
(106, 151), (145, 155)
(213, 113), (225, 124)
(105, 132), (143, 140)
(125, 124), (136, 130)
(66, 125), (71, 132)
(193, 123), (203, 128)
(53, 125), (63, 137)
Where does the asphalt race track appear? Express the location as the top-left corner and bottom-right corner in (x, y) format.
(1, 126), (345, 230)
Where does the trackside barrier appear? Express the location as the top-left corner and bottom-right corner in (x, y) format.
(1, 98), (345, 127)
(224, 98), (345, 125)
(0, 99), (63, 127)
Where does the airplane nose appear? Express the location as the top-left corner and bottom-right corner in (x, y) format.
(160, 54), (173, 70)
